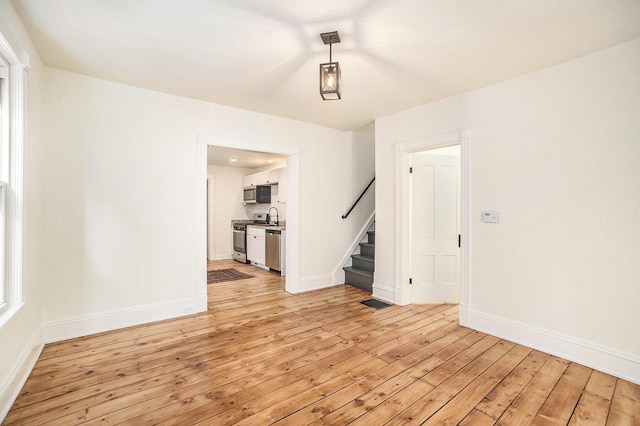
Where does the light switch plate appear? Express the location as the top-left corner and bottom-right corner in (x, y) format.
(483, 210), (499, 223)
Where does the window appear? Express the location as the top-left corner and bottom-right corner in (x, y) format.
(0, 54), (8, 312)
(0, 30), (26, 319)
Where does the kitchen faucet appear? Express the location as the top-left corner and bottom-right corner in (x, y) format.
(268, 206), (279, 226)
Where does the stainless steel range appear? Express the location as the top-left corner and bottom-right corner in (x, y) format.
(231, 213), (270, 264)
(231, 220), (251, 263)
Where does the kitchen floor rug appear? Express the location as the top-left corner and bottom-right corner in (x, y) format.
(207, 268), (254, 284)
(360, 299), (393, 310)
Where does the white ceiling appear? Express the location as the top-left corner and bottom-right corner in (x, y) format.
(11, 0), (640, 131)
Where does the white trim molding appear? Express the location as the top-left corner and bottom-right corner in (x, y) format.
(296, 273), (334, 293)
(469, 309), (640, 385)
(458, 303), (470, 326)
(44, 297), (200, 343)
(372, 283), (395, 304)
(0, 28), (26, 321)
(197, 132), (300, 294)
(0, 326), (43, 422)
(394, 130), (471, 320)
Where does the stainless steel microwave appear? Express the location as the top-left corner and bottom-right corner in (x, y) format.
(243, 185), (271, 204)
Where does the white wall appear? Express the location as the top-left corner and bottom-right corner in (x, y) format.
(0, 2), (45, 420)
(331, 123), (376, 283)
(207, 164), (252, 260)
(375, 38), (640, 383)
(42, 67), (375, 341)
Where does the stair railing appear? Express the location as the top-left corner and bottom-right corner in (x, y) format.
(341, 177), (375, 219)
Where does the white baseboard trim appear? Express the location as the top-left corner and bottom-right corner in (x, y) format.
(44, 297), (200, 343)
(212, 253), (232, 261)
(372, 283), (395, 304)
(296, 273), (334, 293)
(393, 286), (410, 306)
(469, 309), (640, 385)
(0, 326), (44, 423)
(458, 303), (470, 327)
(196, 291), (208, 313)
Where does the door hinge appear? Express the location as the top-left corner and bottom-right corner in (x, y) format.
(409, 166), (413, 173)
(409, 278), (412, 284)
(458, 234), (461, 248)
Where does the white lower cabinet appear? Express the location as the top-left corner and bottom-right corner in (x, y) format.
(246, 226), (266, 265)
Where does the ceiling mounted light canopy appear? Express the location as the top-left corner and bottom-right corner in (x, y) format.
(319, 31), (341, 100)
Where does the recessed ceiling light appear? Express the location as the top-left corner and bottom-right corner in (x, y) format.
(267, 160), (273, 163)
(229, 158), (238, 162)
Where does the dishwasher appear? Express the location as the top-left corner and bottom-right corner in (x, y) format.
(265, 229), (283, 274)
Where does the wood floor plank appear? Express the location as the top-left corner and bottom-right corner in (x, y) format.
(496, 355), (571, 425)
(354, 306), (458, 353)
(469, 349), (550, 422)
(569, 370), (616, 425)
(607, 379), (640, 425)
(11, 332), (345, 424)
(381, 339), (515, 425)
(206, 353), (387, 425)
(418, 344), (532, 425)
(22, 323), (288, 400)
(376, 319), (461, 362)
(152, 346), (367, 425)
(5, 259), (640, 425)
(532, 363), (593, 425)
(50, 334), (350, 424)
(459, 408), (498, 426)
(237, 357), (389, 425)
(275, 321), (472, 426)
(315, 331), (491, 425)
(12, 321), (340, 412)
(277, 356), (409, 426)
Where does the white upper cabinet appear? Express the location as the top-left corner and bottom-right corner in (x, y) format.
(242, 171), (265, 187)
(242, 168), (282, 187)
(242, 173), (253, 188)
(265, 169), (279, 185)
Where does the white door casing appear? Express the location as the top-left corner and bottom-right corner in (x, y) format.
(394, 129), (470, 326)
(207, 176), (215, 261)
(410, 153), (460, 303)
(197, 133), (300, 307)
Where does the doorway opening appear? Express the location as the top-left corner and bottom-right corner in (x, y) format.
(196, 133), (300, 312)
(395, 130), (470, 326)
(206, 146), (287, 262)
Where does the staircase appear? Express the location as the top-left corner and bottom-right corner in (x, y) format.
(343, 228), (375, 293)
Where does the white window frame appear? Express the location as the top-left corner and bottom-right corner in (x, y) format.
(0, 29), (26, 321)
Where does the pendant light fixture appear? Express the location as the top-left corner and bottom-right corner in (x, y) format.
(319, 31), (341, 100)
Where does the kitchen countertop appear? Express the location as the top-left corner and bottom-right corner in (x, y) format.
(247, 223), (287, 231)
(247, 224), (286, 231)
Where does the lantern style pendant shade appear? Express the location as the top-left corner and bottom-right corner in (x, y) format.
(320, 61), (341, 100)
(319, 31), (341, 100)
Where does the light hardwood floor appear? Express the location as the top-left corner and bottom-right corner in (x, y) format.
(5, 259), (640, 425)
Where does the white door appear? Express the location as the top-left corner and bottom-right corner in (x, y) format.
(410, 152), (460, 303)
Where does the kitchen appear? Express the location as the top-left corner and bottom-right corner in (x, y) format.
(207, 146), (288, 275)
